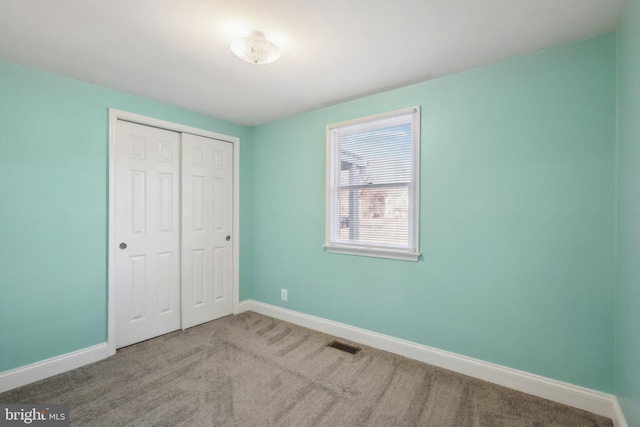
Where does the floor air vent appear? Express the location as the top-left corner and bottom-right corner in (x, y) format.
(327, 340), (361, 354)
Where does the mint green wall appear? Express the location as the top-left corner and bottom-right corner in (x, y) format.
(250, 34), (616, 392)
(616, 0), (640, 424)
(0, 59), (252, 372)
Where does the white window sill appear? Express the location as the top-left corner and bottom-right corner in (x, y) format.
(324, 244), (421, 262)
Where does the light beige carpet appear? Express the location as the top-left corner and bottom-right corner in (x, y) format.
(0, 311), (612, 426)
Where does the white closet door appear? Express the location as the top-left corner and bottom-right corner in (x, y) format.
(181, 133), (234, 329)
(114, 120), (181, 348)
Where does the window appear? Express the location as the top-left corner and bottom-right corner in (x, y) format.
(325, 107), (420, 261)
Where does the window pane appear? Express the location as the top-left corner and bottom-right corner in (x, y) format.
(339, 123), (413, 187)
(338, 185), (409, 247)
(358, 186), (409, 246)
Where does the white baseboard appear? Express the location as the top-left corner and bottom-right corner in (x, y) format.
(612, 398), (630, 427)
(0, 343), (109, 394)
(238, 300), (627, 426)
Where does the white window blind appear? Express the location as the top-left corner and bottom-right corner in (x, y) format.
(325, 107), (420, 261)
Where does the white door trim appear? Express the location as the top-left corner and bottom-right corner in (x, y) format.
(108, 108), (241, 356)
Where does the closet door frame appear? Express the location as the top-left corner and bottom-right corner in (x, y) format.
(107, 108), (240, 356)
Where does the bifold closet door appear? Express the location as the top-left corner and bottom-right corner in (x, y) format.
(114, 120), (181, 348)
(181, 133), (234, 329)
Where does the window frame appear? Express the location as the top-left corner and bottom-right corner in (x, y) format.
(324, 106), (421, 261)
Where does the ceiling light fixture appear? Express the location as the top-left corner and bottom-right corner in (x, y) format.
(230, 31), (281, 65)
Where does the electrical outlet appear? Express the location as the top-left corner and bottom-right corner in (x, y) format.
(281, 289), (288, 301)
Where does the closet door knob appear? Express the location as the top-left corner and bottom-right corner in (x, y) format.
(226, 236), (231, 241)
(119, 242), (127, 250)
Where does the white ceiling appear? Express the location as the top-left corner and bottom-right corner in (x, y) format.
(0, 0), (628, 126)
